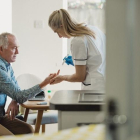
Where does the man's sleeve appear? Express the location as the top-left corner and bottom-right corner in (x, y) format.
(0, 67), (42, 104)
(10, 67), (20, 90)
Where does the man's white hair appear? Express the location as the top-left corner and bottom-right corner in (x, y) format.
(0, 32), (15, 49)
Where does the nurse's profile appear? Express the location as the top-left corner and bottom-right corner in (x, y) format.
(48, 9), (106, 90)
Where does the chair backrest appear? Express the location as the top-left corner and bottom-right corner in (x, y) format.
(5, 73), (43, 113)
(16, 73), (42, 89)
(16, 73), (46, 114)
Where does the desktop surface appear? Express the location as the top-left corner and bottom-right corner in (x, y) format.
(50, 90), (105, 111)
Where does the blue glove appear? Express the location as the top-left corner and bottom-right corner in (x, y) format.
(63, 55), (74, 66)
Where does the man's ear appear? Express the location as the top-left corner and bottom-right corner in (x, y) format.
(0, 46), (3, 54)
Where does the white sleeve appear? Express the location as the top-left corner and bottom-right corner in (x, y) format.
(71, 37), (87, 65)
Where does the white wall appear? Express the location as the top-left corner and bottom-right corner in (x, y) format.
(0, 0), (12, 110)
(0, 0), (12, 33)
(12, 0), (81, 90)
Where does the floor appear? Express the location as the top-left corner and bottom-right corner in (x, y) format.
(32, 123), (58, 135)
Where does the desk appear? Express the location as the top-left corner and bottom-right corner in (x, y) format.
(50, 90), (105, 130)
(21, 95), (49, 133)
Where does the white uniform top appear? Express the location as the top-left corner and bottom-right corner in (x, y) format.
(71, 25), (106, 90)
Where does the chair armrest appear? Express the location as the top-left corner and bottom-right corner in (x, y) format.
(0, 124), (14, 136)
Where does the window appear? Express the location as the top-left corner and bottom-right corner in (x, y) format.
(65, 0), (106, 55)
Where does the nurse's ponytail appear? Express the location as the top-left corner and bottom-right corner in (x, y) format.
(48, 9), (95, 38)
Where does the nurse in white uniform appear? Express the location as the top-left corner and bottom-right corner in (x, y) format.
(48, 9), (106, 91)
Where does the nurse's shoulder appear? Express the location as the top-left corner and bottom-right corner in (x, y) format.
(71, 36), (86, 47)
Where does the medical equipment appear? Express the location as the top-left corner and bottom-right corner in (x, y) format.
(62, 54), (69, 65)
(62, 55), (74, 66)
(37, 102), (47, 105)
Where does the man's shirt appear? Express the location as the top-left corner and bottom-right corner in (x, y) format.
(0, 56), (42, 117)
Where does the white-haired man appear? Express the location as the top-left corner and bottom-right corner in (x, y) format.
(0, 32), (58, 135)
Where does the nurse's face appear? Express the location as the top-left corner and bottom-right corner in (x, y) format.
(53, 27), (71, 39)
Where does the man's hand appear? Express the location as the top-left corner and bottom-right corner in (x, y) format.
(39, 70), (60, 88)
(6, 100), (19, 120)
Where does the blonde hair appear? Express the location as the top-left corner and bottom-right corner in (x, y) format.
(0, 32), (15, 49)
(48, 9), (95, 38)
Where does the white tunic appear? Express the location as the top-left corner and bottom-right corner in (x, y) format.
(71, 25), (106, 90)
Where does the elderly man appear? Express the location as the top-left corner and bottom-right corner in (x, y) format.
(0, 32), (57, 135)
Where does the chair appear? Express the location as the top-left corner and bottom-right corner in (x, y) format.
(16, 73), (58, 133)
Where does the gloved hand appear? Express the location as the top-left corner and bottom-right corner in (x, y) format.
(63, 55), (74, 66)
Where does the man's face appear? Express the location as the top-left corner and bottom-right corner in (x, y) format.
(0, 35), (19, 63)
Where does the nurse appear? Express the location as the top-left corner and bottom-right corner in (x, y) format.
(48, 9), (106, 90)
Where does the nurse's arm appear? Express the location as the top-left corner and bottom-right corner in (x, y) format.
(50, 65), (86, 84)
(63, 65), (86, 82)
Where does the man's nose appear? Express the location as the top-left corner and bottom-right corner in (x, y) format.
(15, 48), (19, 54)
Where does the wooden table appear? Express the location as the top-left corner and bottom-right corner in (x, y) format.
(20, 96), (50, 133)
